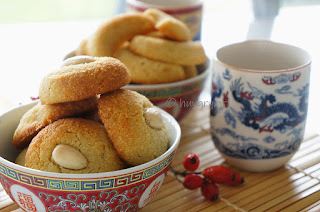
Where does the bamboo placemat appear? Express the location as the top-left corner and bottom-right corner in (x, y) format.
(1, 106), (320, 212)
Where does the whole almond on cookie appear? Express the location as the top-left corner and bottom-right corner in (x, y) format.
(52, 144), (88, 170)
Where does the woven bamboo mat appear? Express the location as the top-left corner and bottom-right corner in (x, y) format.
(1, 106), (320, 212)
(140, 106), (320, 212)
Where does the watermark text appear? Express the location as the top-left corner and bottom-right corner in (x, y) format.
(166, 98), (223, 111)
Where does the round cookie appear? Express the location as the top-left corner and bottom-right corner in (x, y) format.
(98, 89), (169, 166)
(13, 96), (98, 149)
(15, 148), (28, 166)
(25, 118), (123, 174)
(87, 13), (155, 57)
(115, 45), (186, 84)
(39, 56), (130, 104)
(129, 35), (207, 66)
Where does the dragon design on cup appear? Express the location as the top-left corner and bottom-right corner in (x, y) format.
(230, 78), (308, 133)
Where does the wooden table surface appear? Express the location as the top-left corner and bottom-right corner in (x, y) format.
(1, 105), (320, 212)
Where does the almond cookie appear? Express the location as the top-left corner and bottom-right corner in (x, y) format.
(98, 89), (169, 166)
(115, 45), (185, 84)
(15, 148), (28, 166)
(39, 56), (130, 104)
(87, 13), (155, 57)
(144, 8), (191, 41)
(25, 118), (123, 174)
(12, 97), (98, 149)
(129, 35), (207, 66)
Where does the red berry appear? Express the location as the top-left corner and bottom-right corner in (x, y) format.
(30, 96), (39, 101)
(202, 165), (244, 185)
(182, 174), (203, 190)
(183, 153), (200, 171)
(201, 180), (219, 201)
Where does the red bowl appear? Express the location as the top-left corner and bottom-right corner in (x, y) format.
(0, 102), (181, 211)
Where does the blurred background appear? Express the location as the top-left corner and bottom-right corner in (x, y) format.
(0, 0), (119, 23)
(0, 0), (319, 24)
(1, 0), (320, 131)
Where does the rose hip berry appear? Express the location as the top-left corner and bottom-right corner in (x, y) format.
(171, 154), (244, 202)
(182, 174), (203, 190)
(183, 153), (200, 171)
(201, 179), (219, 201)
(202, 165), (244, 185)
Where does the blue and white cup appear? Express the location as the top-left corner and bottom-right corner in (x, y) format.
(210, 40), (311, 172)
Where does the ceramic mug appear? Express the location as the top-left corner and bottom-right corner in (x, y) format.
(126, 0), (203, 40)
(210, 40), (311, 172)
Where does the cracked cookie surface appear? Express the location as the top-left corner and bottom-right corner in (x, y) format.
(39, 57), (130, 104)
(13, 97), (98, 149)
(25, 118), (123, 174)
(98, 89), (169, 166)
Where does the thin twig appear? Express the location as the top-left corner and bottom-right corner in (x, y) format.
(170, 166), (202, 184)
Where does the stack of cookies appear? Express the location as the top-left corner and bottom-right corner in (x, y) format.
(75, 8), (207, 84)
(13, 56), (169, 174)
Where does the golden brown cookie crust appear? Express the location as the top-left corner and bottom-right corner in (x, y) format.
(12, 97), (98, 149)
(87, 13), (155, 57)
(145, 31), (167, 39)
(25, 118), (123, 174)
(15, 148), (28, 166)
(98, 89), (169, 166)
(129, 35), (207, 66)
(115, 45), (185, 84)
(183, 66), (198, 79)
(144, 8), (191, 41)
(39, 57), (130, 104)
